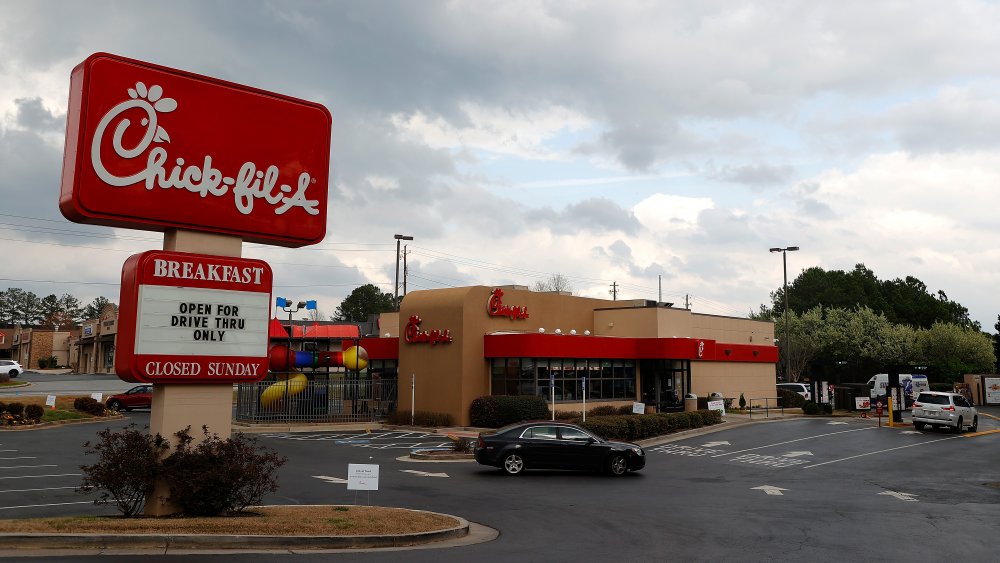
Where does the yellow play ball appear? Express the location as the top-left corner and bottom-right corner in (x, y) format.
(342, 346), (369, 371)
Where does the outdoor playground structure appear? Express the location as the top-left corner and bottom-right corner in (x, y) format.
(260, 344), (369, 407)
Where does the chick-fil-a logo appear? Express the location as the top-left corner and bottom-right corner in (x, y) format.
(487, 288), (529, 320)
(697, 340), (705, 358)
(404, 315), (453, 345)
(91, 82), (319, 217)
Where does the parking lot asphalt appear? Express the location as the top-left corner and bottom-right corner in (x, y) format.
(2, 407), (999, 561)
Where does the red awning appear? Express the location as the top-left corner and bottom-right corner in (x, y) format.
(268, 319), (360, 340)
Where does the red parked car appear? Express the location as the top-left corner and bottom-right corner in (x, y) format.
(105, 385), (153, 411)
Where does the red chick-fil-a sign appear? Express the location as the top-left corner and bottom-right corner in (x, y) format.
(404, 315), (453, 345)
(116, 250), (273, 383)
(487, 288), (529, 320)
(59, 53), (331, 247)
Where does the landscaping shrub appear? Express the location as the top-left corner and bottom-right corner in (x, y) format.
(587, 405), (619, 417)
(802, 401), (821, 415)
(555, 410), (582, 421)
(161, 426), (288, 516)
(6, 402), (24, 418)
(38, 358), (48, 369)
(777, 389), (805, 408)
(469, 395), (550, 428)
(24, 404), (44, 422)
(579, 410), (723, 441)
(0, 401), (6, 413)
(387, 410), (454, 427)
(616, 405), (634, 415)
(73, 397), (106, 416)
(78, 424), (169, 517)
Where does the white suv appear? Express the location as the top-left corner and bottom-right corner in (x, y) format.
(911, 391), (978, 433)
(1, 360), (23, 377)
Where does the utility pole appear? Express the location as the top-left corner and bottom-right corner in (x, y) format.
(658, 275), (661, 303)
(685, 294), (690, 309)
(403, 245), (409, 296)
(610, 281), (618, 301)
(394, 234), (413, 310)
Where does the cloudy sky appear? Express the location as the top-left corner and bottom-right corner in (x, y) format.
(2, 1), (999, 328)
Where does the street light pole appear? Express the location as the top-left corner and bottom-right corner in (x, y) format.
(393, 234), (413, 311)
(769, 246), (799, 381)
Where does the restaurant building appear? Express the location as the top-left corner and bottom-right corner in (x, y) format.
(366, 285), (778, 426)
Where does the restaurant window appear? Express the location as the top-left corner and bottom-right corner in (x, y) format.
(490, 357), (636, 401)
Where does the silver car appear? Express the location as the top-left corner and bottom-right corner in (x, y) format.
(911, 391), (978, 433)
(0, 359), (23, 377)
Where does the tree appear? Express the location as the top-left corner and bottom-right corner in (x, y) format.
(82, 296), (113, 320)
(532, 274), (572, 294)
(59, 293), (83, 324)
(914, 323), (995, 384)
(40, 294), (61, 322)
(333, 284), (395, 322)
(994, 315), (1000, 372)
(774, 306), (828, 382)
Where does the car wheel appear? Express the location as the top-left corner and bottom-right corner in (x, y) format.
(954, 416), (963, 434)
(913, 422), (925, 431)
(607, 454), (628, 476)
(107, 400), (123, 411)
(503, 453), (525, 475)
(970, 416), (978, 433)
(7, 369), (16, 378)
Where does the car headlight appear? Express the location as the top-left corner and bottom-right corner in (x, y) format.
(630, 447), (643, 456)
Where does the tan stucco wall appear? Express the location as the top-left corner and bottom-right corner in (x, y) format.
(394, 287), (777, 426)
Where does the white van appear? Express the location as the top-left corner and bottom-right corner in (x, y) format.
(867, 374), (929, 409)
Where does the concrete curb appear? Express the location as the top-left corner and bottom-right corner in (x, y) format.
(0, 413), (124, 432)
(0, 510), (473, 552)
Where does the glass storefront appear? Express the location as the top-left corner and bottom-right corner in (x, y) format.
(490, 358), (637, 402)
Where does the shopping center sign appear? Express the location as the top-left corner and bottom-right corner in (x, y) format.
(59, 53), (331, 247)
(115, 250), (273, 383)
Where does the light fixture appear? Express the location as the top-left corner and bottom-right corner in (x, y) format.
(570, 329), (577, 335)
(769, 245), (800, 381)
(584, 330), (591, 336)
(554, 329), (562, 335)
(538, 327), (545, 333)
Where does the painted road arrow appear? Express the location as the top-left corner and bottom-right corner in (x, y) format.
(701, 441), (731, 447)
(751, 485), (788, 496)
(312, 475), (348, 484)
(879, 491), (918, 502)
(902, 431), (922, 435)
(400, 469), (449, 478)
(781, 451), (813, 458)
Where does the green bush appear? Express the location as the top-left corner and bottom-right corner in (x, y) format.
(79, 424), (169, 517)
(6, 402), (24, 417)
(555, 410), (582, 421)
(38, 358), (48, 369)
(587, 405), (619, 417)
(802, 401), (821, 415)
(73, 397), (106, 416)
(616, 405), (634, 415)
(24, 404), (44, 422)
(777, 389), (806, 408)
(387, 410), (454, 427)
(469, 395), (550, 428)
(579, 409), (723, 441)
(0, 401), (6, 413)
(161, 426), (287, 516)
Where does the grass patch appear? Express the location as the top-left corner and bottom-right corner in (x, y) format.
(40, 410), (89, 422)
(0, 506), (458, 536)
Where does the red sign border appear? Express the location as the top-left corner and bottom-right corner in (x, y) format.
(116, 250), (273, 383)
(59, 52), (332, 247)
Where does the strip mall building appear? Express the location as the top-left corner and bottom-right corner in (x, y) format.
(366, 285), (778, 426)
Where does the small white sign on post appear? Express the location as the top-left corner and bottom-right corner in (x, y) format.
(855, 397), (871, 410)
(707, 399), (726, 416)
(632, 402), (646, 414)
(45, 395), (57, 409)
(347, 464), (380, 491)
(91, 393), (103, 402)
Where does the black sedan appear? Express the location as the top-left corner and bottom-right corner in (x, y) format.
(474, 422), (645, 476)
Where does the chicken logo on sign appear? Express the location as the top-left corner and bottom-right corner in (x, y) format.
(92, 82), (320, 217)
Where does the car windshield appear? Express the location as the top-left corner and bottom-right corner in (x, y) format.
(918, 394), (950, 405)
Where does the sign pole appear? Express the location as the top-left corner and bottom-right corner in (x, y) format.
(411, 373), (415, 426)
(551, 373), (555, 421)
(582, 376), (587, 422)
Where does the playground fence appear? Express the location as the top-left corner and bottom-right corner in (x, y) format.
(234, 375), (398, 424)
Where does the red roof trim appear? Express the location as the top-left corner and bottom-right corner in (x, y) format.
(483, 333), (777, 363)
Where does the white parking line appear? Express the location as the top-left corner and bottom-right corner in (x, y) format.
(711, 427), (875, 458)
(804, 435), (961, 469)
(0, 501), (94, 511)
(0, 465), (57, 470)
(0, 457), (36, 461)
(0, 474), (81, 480)
(0, 486), (78, 494)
